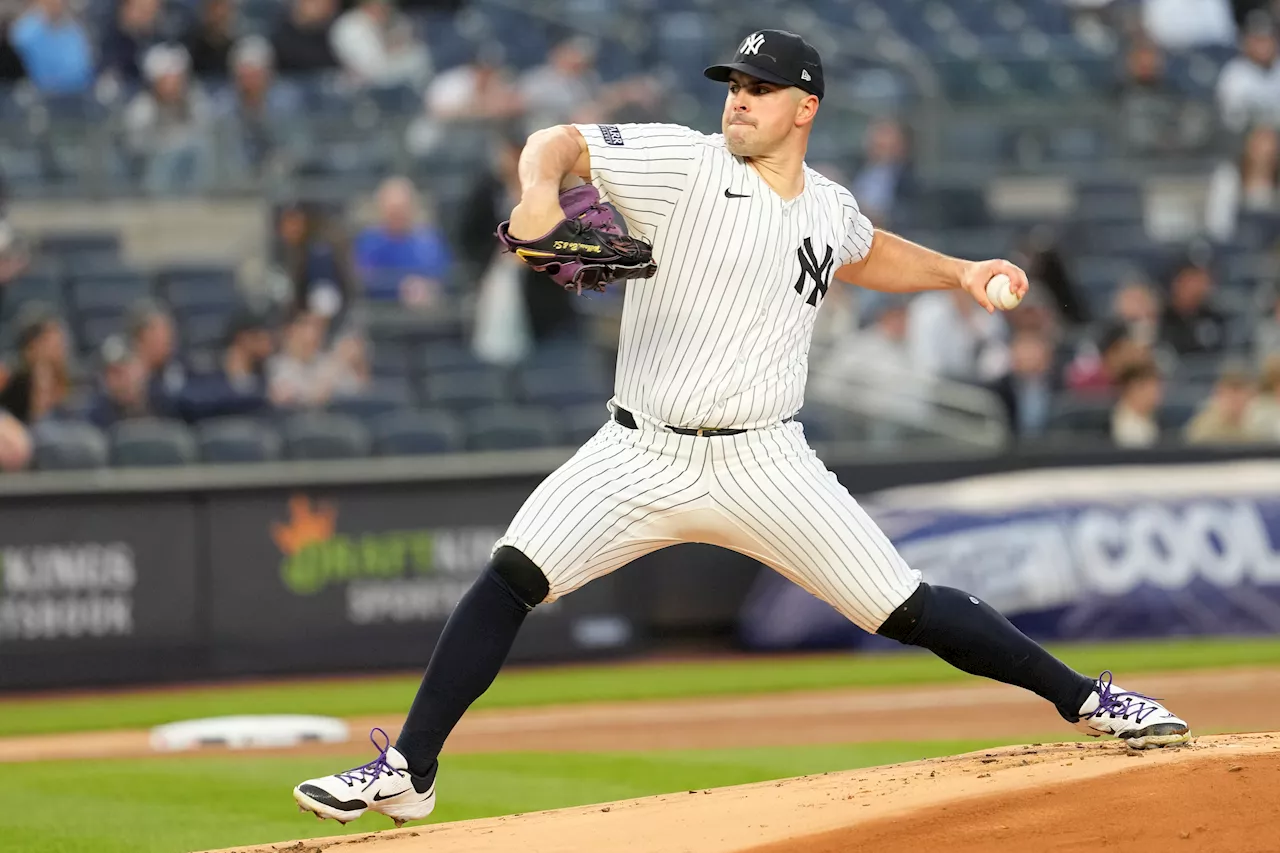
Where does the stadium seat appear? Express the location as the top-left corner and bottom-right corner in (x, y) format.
(1072, 255), (1139, 293)
(179, 312), (232, 352)
(109, 418), (199, 467)
(157, 264), (239, 314)
(424, 368), (510, 411)
(1173, 350), (1222, 379)
(67, 271), (151, 315)
(1045, 126), (1107, 164)
(939, 120), (1011, 162)
(1158, 395), (1201, 432)
(0, 272), (63, 321)
(36, 92), (106, 123)
(327, 382), (413, 421)
(417, 9), (473, 71)
(1074, 182), (1144, 224)
(524, 339), (599, 370)
(281, 412), (372, 460)
(370, 341), (411, 378)
(38, 230), (120, 259)
(371, 409), (465, 456)
(31, 421), (109, 470)
(1233, 211), (1280, 249)
(467, 405), (563, 451)
(516, 366), (610, 407)
(1073, 223), (1156, 257)
(1047, 398), (1113, 438)
(361, 84), (421, 116)
(197, 417), (282, 463)
(561, 403), (610, 446)
(418, 341), (485, 375)
(76, 312), (128, 353)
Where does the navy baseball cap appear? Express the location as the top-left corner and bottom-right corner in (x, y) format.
(704, 30), (825, 101)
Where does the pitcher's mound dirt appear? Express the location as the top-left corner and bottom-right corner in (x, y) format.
(746, 750), (1280, 853)
(208, 734), (1280, 853)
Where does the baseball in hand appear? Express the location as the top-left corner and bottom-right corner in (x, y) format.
(985, 273), (1022, 311)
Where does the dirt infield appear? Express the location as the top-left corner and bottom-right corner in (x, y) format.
(205, 734), (1280, 853)
(6, 669), (1280, 852)
(4, 667), (1280, 763)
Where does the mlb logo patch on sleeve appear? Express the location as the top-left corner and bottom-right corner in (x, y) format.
(599, 125), (625, 146)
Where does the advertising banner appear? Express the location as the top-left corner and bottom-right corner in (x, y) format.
(206, 485), (637, 675)
(739, 461), (1280, 650)
(0, 498), (201, 688)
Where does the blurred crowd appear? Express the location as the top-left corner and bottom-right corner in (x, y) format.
(815, 237), (1280, 448)
(0, 151), (608, 470)
(0, 0), (660, 193)
(803, 0), (1280, 451)
(4, 0), (1280, 469)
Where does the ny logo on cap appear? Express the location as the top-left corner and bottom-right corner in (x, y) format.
(739, 32), (765, 56)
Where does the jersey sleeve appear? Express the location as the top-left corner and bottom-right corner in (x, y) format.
(573, 123), (704, 239)
(836, 188), (876, 267)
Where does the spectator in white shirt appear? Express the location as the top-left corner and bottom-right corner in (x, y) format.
(426, 45), (522, 121)
(812, 296), (934, 427)
(329, 0), (429, 88)
(1206, 122), (1280, 239)
(1255, 288), (1280, 365)
(518, 36), (657, 134)
(1111, 359), (1164, 448)
(123, 44), (214, 195)
(268, 310), (367, 407)
(906, 289), (1009, 384)
(1144, 0), (1237, 50)
(406, 45), (523, 155)
(1217, 11), (1280, 131)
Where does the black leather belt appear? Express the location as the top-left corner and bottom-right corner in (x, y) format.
(613, 406), (788, 437)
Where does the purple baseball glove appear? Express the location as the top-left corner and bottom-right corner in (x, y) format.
(496, 186), (657, 293)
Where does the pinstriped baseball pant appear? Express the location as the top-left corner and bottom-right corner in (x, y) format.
(493, 413), (921, 632)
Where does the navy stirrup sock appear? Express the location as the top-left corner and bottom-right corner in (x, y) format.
(394, 560), (544, 776)
(878, 584), (1095, 722)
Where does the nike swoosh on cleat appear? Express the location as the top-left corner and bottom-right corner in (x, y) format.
(724, 189), (750, 198)
(373, 788), (411, 801)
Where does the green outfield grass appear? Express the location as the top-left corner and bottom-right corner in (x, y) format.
(0, 738), (1047, 853)
(2, 636), (1279, 738)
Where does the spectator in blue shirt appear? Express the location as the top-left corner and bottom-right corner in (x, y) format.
(177, 304), (276, 421)
(354, 176), (452, 307)
(9, 0), (94, 94)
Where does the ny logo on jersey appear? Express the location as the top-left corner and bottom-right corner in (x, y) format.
(739, 32), (765, 56)
(794, 238), (834, 307)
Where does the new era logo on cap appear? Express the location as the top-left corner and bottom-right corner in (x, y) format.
(800, 69), (811, 81)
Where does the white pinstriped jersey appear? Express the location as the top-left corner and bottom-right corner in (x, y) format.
(575, 122), (875, 430)
(494, 123), (920, 629)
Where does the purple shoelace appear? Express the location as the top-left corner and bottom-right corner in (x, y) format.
(336, 727), (401, 790)
(1089, 671), (1164, 724)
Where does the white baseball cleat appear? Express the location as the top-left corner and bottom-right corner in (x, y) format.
(293, 728), (437, 828)
(1075, 671), (1192, 749)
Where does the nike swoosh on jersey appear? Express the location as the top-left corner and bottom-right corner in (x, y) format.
(724, 189), (751, 198)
